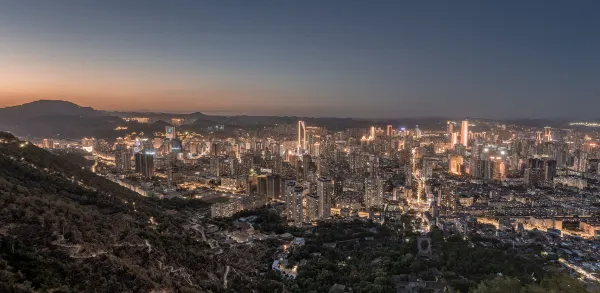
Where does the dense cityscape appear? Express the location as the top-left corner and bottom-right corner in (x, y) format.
(3, 1), (600, 292)
(20, 108), (600, 290)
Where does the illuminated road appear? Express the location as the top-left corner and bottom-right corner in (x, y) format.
(559, 258), (600, 282)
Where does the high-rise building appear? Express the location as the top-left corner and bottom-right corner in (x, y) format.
(210, 156), (225, 176)
(460, 120), (469, 147)
(473, 159), (494, 180)
(257, 175), (268, 199)
(544, 127), (552, 142)
(536, 132), (543, 144)
(285, 181), (303, 227)
(305, 193), (320, 222)
(135, 152), (154, 179)
(451, 132), (458, 146)
(333, 175), (344, 200)
(368, 126), (375, 140)
(165, 126), (176, 139)
(447, 121), (453, 134)
(285, 180), (296, 219)
(364, 176), (384, 209)
(168, 165), (182, 185)
(449, 155), (463, 175)
(114, 144), (131, 172)
(543, 159), (557, 182)
(386, 125), (393, 137)
(524, 168), (543, 186)
(267, 174), (282, 201)
(317, 177), (332, 219)
(302, 154), (312, 181)
(298, 121), (307, 153)
(42, 138), (54, 149)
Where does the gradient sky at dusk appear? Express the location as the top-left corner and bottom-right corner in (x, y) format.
(1, 1), (599, 118)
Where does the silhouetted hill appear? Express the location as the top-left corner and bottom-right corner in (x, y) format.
(0, 132), (278, 292)
(0, 100), (120, 138)
(0, 100), (103, 121)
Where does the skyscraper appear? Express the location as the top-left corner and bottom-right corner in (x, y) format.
(305, 193), (320, 222)
(302, 154), (312, 181)
(451, 132), (458, 146)
(285, 181), (303, 227)
(267, 174), (281, 201)
(317, 177), (332, 219)
(544, 127), (552, 142)
(298, 121), (306, 153)
(42, 138), (54, 149)
(257, 175), (268, 199)
(165, 126), (176, 139)
(285, 180), (296, 220)
(115, 144), (131, 172)
(370, 126), (376, 140)
(460, 120), (469, 147)
(135, 152), (154, 179)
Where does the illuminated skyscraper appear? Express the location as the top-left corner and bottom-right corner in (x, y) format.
(448, 155), (463, 175)
(370, 126), (376, 140)
(447, 122), (456, 145)
(451, 132), (458, 146)
(298, 121), (307, 153)
(386, 125), (393, 137)
(544, 127), (552, 142)
(165, 126), (176, 139)
(42, 138), (54, 149)
(460, 120), (469, 147)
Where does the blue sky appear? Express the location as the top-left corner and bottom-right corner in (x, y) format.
(1, 0), (599, 118)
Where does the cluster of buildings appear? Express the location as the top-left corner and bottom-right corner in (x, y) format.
(32, 116), (600, 239)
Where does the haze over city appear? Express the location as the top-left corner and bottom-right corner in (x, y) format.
(2, 0), (600, 118)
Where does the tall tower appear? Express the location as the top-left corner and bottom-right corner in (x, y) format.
(460, 120), (469, 147)
(298, 121), (306, 153)
(289, 186), (304, 227)
(447, 121), (458, 146)
(165, 126), (176, 139)
(285, 180), (296, 220)
(135, 152), (154, 179)
(317, 177), (332, 219)
(114, 144), (131, 172)
(451, 132), (458, 146)
(544, 127), (552, 142)
(447, 121), (454, 134)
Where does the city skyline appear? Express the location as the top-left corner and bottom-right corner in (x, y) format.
(1, 1), (600, 118)
(4, 2), (600, 292)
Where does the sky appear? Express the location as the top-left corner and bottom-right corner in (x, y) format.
(0, 0), (599, 119)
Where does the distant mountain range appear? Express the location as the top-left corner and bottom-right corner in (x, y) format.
(0, 100), (586, 139)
